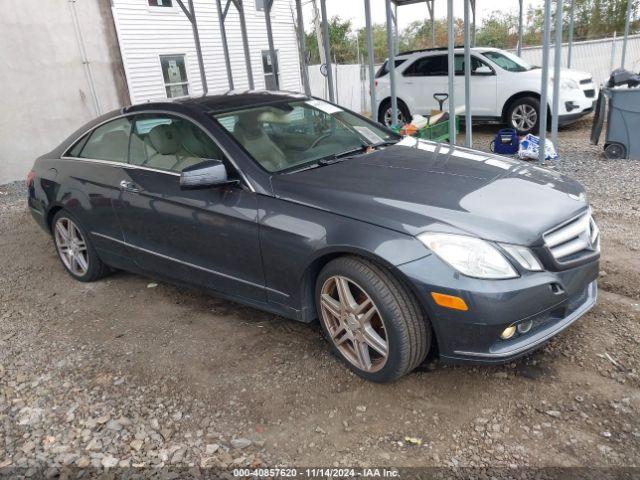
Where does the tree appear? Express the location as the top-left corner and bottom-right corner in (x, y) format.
(305, 16), (357, 64)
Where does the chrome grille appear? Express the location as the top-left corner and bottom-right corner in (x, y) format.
(544, 212), (600, 263)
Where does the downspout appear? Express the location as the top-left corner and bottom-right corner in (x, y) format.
(69, 0), (102, 115)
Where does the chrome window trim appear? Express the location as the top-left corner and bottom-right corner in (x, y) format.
(61, 109), (256, 192)
(59, 156), (181, 177)
(91, 232), (288, 297)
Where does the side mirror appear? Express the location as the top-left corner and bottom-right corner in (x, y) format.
(180, 160), (233, 189)
(474, 65), (493, 75)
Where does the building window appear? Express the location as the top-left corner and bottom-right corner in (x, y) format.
(255, 0), (265, 11)
(148, 0), (173, 6)
(160, 55), (189, 98)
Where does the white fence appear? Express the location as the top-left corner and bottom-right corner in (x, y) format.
(308, 63), (373, 114)
(517, 33), (640, 85)
(309, 34), (640, 115)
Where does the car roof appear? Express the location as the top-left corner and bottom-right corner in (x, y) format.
(393, 46), (498, 60)
(123, 90), (309, 116)
(178, 90), (309, 114)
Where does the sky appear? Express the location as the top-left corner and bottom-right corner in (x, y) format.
(301, 0), (544, 33)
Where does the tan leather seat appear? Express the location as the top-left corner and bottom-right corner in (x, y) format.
(233, 113), (287, 171)
(145, 123), (200, 172)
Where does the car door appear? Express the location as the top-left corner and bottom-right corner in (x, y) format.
(112, 112), (266, 302)
(402, 54), (449, 114)
(61, 116), (136, 270)
(454, 54), (498, 117)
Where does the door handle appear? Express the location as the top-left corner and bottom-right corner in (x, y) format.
(119, 180), (140, 193)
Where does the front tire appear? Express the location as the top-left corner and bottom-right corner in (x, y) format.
(378, 99), (411, 127)
(506, 96), (541, 134)
(52, 210), (110, 282)
(315, 256), (430, 383)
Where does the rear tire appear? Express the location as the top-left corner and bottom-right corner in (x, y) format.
(378, 99), (411, 127)
(506, 96), (541, 134)
(51, 210), (110, 282)
(315, 256), (430, 383)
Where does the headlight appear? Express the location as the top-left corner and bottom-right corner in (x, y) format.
(500, 244), (543, 271)
(417, 233), (518, 279)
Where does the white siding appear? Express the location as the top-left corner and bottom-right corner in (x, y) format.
(112, 0), (302, 104)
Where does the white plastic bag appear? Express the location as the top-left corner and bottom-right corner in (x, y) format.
(518, 134), (558, 161)
(410, 114), (429, 130)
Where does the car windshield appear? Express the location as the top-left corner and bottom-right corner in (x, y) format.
(214, 99), (399, 173)
(482, 50), (535, 72)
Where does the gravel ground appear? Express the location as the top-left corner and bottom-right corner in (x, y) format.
(1, 117), (639, 477)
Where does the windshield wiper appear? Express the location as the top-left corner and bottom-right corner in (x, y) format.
(317, 146), (368, 165)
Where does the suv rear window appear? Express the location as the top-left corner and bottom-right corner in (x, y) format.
(375, 59), (407, 78)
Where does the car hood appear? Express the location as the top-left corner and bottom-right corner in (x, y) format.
(516, 67), (593, 83)
(271, 137), (588, 246)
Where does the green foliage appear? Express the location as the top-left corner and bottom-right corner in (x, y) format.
(303, 2), (638, 65)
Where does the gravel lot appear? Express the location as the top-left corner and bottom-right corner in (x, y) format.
(1, 117), (639, 477)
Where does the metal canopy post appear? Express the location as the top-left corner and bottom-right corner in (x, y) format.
(463, 0), (472, 147)
(176, 0), (208, 93)
(447, 0), (456, 145)
(567, 0), (575, 67)
(470, 0), (476, 47)
(295, 0), (310, 95)
(621, 0), (633, 68)
(364, 0), (377, 119)
(538, 0), (552, 162)
(517, 0), (524, 56)
(264, 0), (279, 90)
(234, 0), (255, 90)
(394, 4), (399, 54)
(551, 0), (563, 148)
(385, 0), (398, 125)
(319, 0), (335, 102)
(427, 0), (435, 47)
(216, 0), (234, 90)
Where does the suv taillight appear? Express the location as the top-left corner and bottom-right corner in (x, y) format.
(26, 170), (35, 189)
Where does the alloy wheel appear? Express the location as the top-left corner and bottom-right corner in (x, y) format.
(511, 104), (537, 131)
(320, 275), (389, 372)
(54, 217), (89, 277)
(384, 107), (405, 127)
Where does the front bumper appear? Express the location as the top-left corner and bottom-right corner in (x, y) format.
(398, 254), (599, 364)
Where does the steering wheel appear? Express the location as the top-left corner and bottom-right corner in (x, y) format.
(309, 133), (332, 149)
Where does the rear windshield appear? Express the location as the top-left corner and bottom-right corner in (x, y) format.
(375, 59), (407, 78)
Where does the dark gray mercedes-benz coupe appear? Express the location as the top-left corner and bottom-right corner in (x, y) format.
(28, 91), (599, 382)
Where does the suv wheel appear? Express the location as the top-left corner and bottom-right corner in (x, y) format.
(315, 256), (430, 383)
(507, 96), (541, 134)
(378, 99), (411, 127)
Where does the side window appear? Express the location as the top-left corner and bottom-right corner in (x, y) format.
(77, 117), (133, 162)
(160, 55), (189, 98)
(454, 55), (494, 76)
(404, 55), (447, 77)
(129, 114), (228, 173)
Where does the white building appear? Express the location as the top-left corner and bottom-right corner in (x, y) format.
(111, 0), (303, 104)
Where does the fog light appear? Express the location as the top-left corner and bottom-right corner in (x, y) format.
(500, 325), (516, 340)
(517, 320), (533, 334)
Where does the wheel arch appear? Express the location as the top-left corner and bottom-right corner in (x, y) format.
(298, 247), (438, 353)
(501, 91), (551, 123)
(46, 204), (66, 233)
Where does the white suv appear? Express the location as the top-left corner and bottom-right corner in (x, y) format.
(374, 47), (598, 133)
